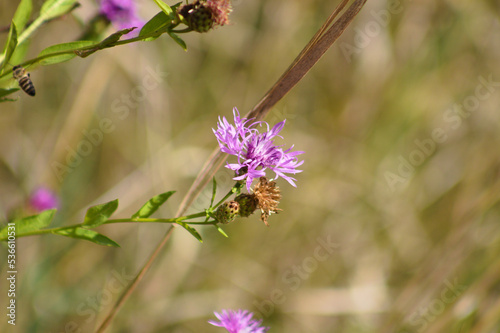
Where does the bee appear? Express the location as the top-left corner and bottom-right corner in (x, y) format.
(12, 65), (35, 96)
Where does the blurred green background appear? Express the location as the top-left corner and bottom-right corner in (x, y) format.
(1, 0), (500, 332)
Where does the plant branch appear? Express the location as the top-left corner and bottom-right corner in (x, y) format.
(0, 211), (208, 241)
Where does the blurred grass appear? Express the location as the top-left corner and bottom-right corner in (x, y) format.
(1, 0), (500, 332)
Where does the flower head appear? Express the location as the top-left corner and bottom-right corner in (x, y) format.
(209, 309), (269, 333)
(234, 177), (282, 226)
(99, 0), (144, 31)
(178, 0), (232, 33)
(29, 187), (59, 212)
(213, 108), (304, 192)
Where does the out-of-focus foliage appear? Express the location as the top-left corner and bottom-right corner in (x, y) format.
(0, 0), (499, 332)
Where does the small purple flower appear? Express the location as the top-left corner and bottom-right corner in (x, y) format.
(209, 309), (269, 333)
(213, 108), (304, 192)
(29, 187), (59, 212)
(99, 0), (144, 31)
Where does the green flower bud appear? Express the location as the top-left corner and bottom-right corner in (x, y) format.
(178, 2), (214, 33)
(177, 0), (232, 33)
(215, 200), (240, 224)
(234, 193), (258, 218)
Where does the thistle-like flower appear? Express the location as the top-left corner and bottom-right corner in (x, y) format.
(213, 108), (304, 192)
(178, 0), (232, 33)
(209, 309), (269, 333)
(99, 0), (144, 31)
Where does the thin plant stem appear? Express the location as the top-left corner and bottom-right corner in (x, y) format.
(213, 182), (244, 208)
(95, 225), (176, 333)
(0, 212), (207, 241)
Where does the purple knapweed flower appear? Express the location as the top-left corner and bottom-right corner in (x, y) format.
(213, 108), (304, 192)
(209, 309), (269, 333)
(29, 187), (59, 212)
(99, 0), (144, 31)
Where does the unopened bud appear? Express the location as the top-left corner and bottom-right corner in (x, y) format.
(178, 0), (232, 33)
(215, 200), (240, 224)
(234, 193), (258, 218)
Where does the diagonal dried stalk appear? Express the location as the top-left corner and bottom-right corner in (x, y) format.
(95, 0), (367, 331)
(177, 0), (366, 216)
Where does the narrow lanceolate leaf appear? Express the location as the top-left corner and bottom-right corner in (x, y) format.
(10, 39), (30, 66)
(13, 0), (33, 33)
(214, 225), (228, 238)
(153, 0), (174, 19)
(0, 209), (56, 239)
(100, 28), (136, 47)
(74, 28), (136, 58)
(176, 222), (203, 243)
(40, 0), (79, 22)
(168, 32), (187, 51)
(139, 11), (170, 41)
(1, 22), (18, 72)
(37, 41), (95, 65)
(132, 191), (175, 219)
(0, 88), (20, 99)
(54, 228), (120, 247)
(171, 2), (183, 11)
(83, 199), (119, 228)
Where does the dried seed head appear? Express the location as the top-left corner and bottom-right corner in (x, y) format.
(215, 200), (240, 224)
(234, 177), (282, 226)
(253, 177), (282, 226)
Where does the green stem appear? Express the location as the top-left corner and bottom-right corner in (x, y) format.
(213, 181), (244, 208)
(1, 211), (210, 241)
(170, 28), (192, 33)
(184, 221), (217, 225)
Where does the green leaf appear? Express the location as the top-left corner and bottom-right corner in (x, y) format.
(153, 0), (174, 18)
(13, 0), (33, 33)
(168, 32), (187, 51)
(99, 28), (136, 47)
(40, 0), (79, 22)
(132, 191), (175, 219)
(73, 28), (136, 58)
(83, 199), (119, 228)
(0, 88), (20, 99)
(0, 209), (56, 239)
(171, 2), (183, 11)
(176, 222), (203, 243)
(10, 39), (30, 65)
(37, 41), (95, 65)
(214, 225), (228, 238)
(1, 22), (18, 73)
(54, 228), (120, 247)
(139, 11), (170, 41)
(73, 48), (98, 58)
